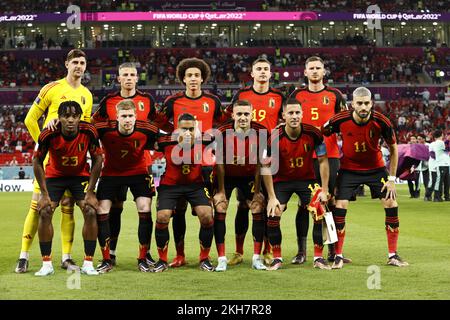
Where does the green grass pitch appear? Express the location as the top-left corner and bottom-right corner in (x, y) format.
(0, 185), (449, 300)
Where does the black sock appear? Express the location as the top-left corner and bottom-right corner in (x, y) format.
(214, 211), (226, 245)
(155, 221), (169, 250)
(252, 212), (265, 243)
(235, 206), (249, 238)
(296, 206), (309, 252)
(109, 207), (123, 251)
(39, 241), (52, 257)
(267, 216), (281, 246)
(97, 214), (110, 249)
(84, 240), (96, 257)
(172, 211), (186, 250)
(199, 220), (214, 249)
(138, 212), (153, 246)
(312, 220), (323, 247)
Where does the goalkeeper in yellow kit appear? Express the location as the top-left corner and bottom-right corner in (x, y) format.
(15, 49), (93, 273)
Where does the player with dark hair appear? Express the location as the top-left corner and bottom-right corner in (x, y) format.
(322, 87), (408, 268)
(16, 49), (93, 273)
(92, 62), (168, 267)
(227, 57), (285, 266)
(160, 57), (226, 268)
(267, 98), (330, 270)
(289, 55), (349, 265)
(33, 101), (103, 276)
(151, 113), (215, 272)
(94, 99), (159, 273)
(213, 99), (279, 271)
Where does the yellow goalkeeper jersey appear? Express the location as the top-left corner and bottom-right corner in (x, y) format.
(25, 78), (93, 142)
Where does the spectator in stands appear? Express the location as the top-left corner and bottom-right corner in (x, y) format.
(9, 156), (18, 166)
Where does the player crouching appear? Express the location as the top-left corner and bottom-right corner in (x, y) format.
(152, 113), (215, 272)
(33, 101), (103, 276)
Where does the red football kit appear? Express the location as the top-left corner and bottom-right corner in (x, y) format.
(231, 86), (285, 131)
(272, 123), (325, 183)
(322, 110), (396, 171)
(216, 120), (268, 177)
(157, 134), (209, 186)
(95, 120), (159, 176)
(34, 122), (101, 178)
(290, 86), (347, 158)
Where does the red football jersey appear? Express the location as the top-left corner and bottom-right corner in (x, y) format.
(290, 86), (347, 158)
(34, 122), (101, 178)
(272, 124), (324, 182)
(157, 135), (206, 186)
(217, 120), (268, 177)
(95, 120), (159, 176)
(322, 110), (396, 171)
(93, 90), (157, 122)
(161, 92), (225, 132)
(230, 86), (285, 131)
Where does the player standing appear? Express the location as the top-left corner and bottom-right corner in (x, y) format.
(92, 62), (166, 266)
(16, 49), (93, 273)
(227, 57), (285, 266)
(289, 56), (349, 265)
(322, 87), (408, 268)
(33, 101), (102, 276)
(213, 100), (280, 271)
(160, 58), (225, 268)
(94, 100), (159, 272)
(151, 113), (215, 272)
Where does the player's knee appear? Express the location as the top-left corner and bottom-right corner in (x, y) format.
(60, 196), (74, 207)
(383, 199), (398, 208)
(336, 200), (348, 209)
(250, 200), (263, 213)
(39, 207), (53, 222)
(83, 206), (97, 221)
(157, 211), (171, 224)
(215, 201), (228, 212)
(199, 212), (213, 226)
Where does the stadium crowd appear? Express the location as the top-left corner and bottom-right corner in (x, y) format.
(1, 46), (444, 88)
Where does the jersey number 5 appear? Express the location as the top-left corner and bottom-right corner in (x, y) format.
(311, 107), (319, 120)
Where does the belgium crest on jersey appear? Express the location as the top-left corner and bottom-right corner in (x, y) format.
(304, 143), (311, 152)
(323, 96), (330, 105)
(203, 102), (210, 113)
(369, 129), (374, 138)
(269, 98), (275, 108)
(134, 140), (140, 148)
(138, 101), (145, 111)
(78, 143), (85, 152)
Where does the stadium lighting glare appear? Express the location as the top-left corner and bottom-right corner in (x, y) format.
(212, 23), (217, 27)
(283, 71), (289, 77)
(60, 23), (66, 27)
(401, 22), (406, 26)
(363, 21), (368, 25)
(289, 23), (294, 26)
(329, 21), (335, 25)
(433, 22), (438, 26)
(256, 23), (261, 27)
(103, 24), (109, 28)
(137, 24), (142, 28)
(439, 71), (445, 77)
